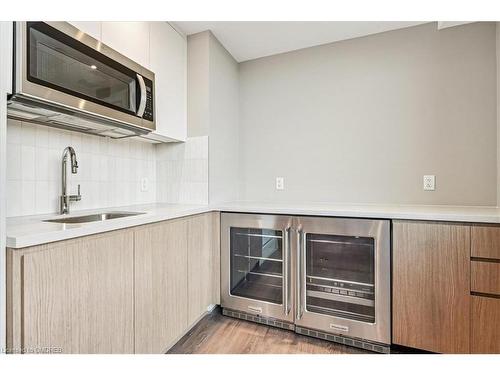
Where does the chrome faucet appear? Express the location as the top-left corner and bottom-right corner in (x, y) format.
(60, 146), (81, 214)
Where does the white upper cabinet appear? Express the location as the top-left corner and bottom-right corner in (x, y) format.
(68, 22), (102, 41)
(144, 22), (187, 142)
(101, 22), (150, 68)
(66, 21), (187, 142)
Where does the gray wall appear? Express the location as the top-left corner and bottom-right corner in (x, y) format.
(208, 33), (240, 203)
(187, 31), (240, 203)
(239, 22), (497, 205)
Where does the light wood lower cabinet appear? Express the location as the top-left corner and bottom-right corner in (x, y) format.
(392, 221), (471, 353)
(134, 217), (189, 353)
(134, 213), (220, 353)
(7, 212), (220, 354)
(7, 230), (134, 354)
(187, 212), (220, 326)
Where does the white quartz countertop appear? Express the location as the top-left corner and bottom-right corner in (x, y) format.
(8, 201), (500, 249)
(6, 203), (213, 249)
(218, 201), (500, 223)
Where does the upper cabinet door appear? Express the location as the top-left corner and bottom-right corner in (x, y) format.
(101, 22), (150, 68)
(68, 21), (102, 41)
(147, 22), (187, 142)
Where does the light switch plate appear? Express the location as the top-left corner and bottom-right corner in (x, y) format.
(423, 175), (435, 191)
(276, 177), (284, 190)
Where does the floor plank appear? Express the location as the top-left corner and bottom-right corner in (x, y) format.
(167, 309), (370, 354)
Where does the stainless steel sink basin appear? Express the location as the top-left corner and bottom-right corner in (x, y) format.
(44, 211), (145, 224)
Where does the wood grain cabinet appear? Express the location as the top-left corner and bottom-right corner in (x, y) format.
(7, 230), (135, 354)
(134, 217), (189, 354)
(392, 221), (471, 353)
(470, 224), (500, 353)
(471, 296), (500, 353)
(7, 212), (220, 354)
(472, 225), (500, 260)
(187, 212), (220, 326)
(134, 213), (220, 353)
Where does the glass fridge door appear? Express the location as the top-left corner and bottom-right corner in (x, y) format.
(305, 233), (375, 323)
(230, 227), (283, 304)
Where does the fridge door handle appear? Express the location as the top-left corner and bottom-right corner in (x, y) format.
(296, 227), (304, 320)
(283, 226), (291, 315)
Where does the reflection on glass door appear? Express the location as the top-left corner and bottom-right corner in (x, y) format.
(230, 227), (283, 304)
(305, 233), (375, 323)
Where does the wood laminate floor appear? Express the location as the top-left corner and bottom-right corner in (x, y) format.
(167, 309), (370, 354)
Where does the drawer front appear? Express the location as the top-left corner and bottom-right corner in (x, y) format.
(471, 261), (500, 296)
(472, 226), (500, 260)
(471, 296), (500, 353)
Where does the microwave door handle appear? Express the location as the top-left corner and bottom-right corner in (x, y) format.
(136, 73), (147, 117)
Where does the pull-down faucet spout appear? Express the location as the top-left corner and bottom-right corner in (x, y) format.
(60, 146), (82, 215)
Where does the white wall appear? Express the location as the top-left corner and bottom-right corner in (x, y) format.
(184, 31), (240, 204)
(208, 33), (240, 203)
(238, 22), (498, 206)
(6, 119), (156, 217)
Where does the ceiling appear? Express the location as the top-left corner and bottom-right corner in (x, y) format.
(172, 21), (428, 62)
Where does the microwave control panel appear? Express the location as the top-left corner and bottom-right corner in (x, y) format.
(142, 77), (154, 122)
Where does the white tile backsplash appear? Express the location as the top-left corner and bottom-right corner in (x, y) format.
(6, 119), (157, 217)
(156, 136), (209, 205)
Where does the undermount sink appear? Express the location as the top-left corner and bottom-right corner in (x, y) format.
(44, 211), (145, 224)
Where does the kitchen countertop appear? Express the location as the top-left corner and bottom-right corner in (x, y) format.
(6, 203), (213, 249)
(217, 201), (500, 223)
(7, 201), (500, 248)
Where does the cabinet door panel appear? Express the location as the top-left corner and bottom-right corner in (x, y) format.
(187, 213), (219, 325)
(472, 225), (500, 260)
(101, 22), (150, 67)
(471, 296), (500, 353)
(471, 261), (500, 296)
(148, 22), (187, 141)
(22, 231), (134, 354)
(392, 221), (470, 353)
(68, 21), (101, 40)
(134, 218), (188, 353)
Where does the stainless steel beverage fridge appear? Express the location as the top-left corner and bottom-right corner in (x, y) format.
(220, 213), (391, 353)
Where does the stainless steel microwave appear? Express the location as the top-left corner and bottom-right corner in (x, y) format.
(8, 22), (155, 137)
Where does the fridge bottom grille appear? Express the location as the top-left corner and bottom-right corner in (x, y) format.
(295, 326), (390, 354)
(222, 308), (295, 331)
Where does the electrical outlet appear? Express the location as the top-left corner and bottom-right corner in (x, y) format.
(423, 175), (435, 191)
(276, 177), (284, 190)
(141, 177), (149, 192)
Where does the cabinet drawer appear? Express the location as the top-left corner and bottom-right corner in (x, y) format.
(471, 296), (500, 353)
(471, 261), (500, 296)
(472, 226), (500, 259)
